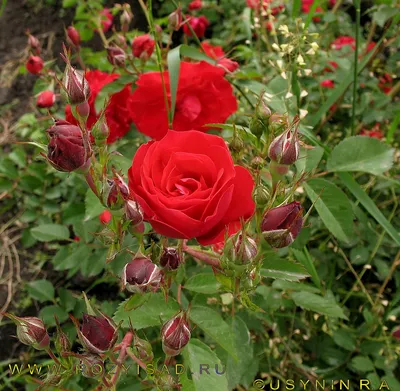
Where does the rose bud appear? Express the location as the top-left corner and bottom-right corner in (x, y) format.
(217, 58), (239, 74)
(55, 317), (71, 353)
(161, 312), (191, 356)
(320, 79), (335, 89)
(62, 65), (91, 105)
(100, 8), (113, 32)
(99, 209), (112, 224)
(268, 126), (300, 166)
(4, 314), (50, 350)
(120, 9), (133, 32)
(122, 256), (162, 293)
(125, 200), (143, 226)
(168, 7), (183, 31)
(188, 0), (202, 11)
(66, 26), (81, 47)
(392, 328), (400, 340)
(249, 100), (271, 138)
(261, 201), (303, 248)
(27, 33), (41, 54)
(253, 185), (270, 208)
(46, 120), (89, 172)
(73, 313), (118, 354)
(107, 46), (126, 67)
(134, 336), (154, 363)
(26, 55), (43, 74)
(79, 354), (105, 378)
(160, 247), (181, 271)
(183, 15), (209, 38)
(232, 234), (258, 264)
(132, 34), (155, 61)
(36, 90), (55, 108)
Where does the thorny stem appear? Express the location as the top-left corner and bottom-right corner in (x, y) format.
(126, 348), (147, 370)
(45, 347), (63, 367)
(110, 331), (134, 386)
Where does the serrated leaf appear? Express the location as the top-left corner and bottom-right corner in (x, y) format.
(327, 136), (394, 175)
(113, 293), (179, 329)
(189, 306), (237, 359)
(183, 339), (228, 391)
(261, 258), (309, 281)
(85, 189), (104, 221)
(30, 224), (70, 242)
(304, 178), (354, 243)
(291, 291), (347, 319)
(39, 305), (68, 326)
(184, 273), (220, 294)
(26, 280), (55, 303)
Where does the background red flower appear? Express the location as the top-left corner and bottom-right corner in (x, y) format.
(129, 61), (237, 140)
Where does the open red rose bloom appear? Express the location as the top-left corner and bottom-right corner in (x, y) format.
(128, 130), (255, 245)
(129, 61), (237, 140)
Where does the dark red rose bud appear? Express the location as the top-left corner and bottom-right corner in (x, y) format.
(125, 200), (143, 225)
(27, 33), (41, 54)
(393, 328), (400, 340)
(62, 65), (91, 105)
(79, 354), (105, 378)
(46, 120), (89, 172)
(99, 210), (112, 224)
(268, 126), (300, 165)
(134, 336), (154, 363)
(107, 46), (126, 67)
(4, 314), (50, 350)
(36, 90), (55, 108)
(160, 247), (181, 270)
(76, 101), (90, 120)
(183, 15), (209, 38)
(122, 256), (162, 293)
(168, 8), (183, 31)
(67, 26), (81, 47)
(132, 34), (155, 61)
(78, 313), (118, 354)
(261, 201), (303, 248)
(26, 55), (43, 74)
(188, 0), (202, 11)
(161, 312), (191, 356)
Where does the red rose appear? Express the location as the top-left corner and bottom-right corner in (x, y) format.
(100, 8), (113, 32)
(320, 79), (335, 89)
(188, 0), (202, 11)
(331, 36), (355, 50)
(129, 61), (237, 140)
(132, 34), (155, 60)
(301, 0), (322, 21)
(246, 0), (270, 10)
(323, 61), (338, 73)
(65, 70), (133, 143)
(37, 90), (55, 108)
(360, 123), (384, 139)
(128, 130), (255, 245)
(201, 42), (225, 60)
(217, 58), (239, 73)
(183, 15), (209, 38)
(26, 55), (43, 74)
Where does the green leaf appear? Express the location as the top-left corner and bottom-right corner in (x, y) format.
(338, 173), (400, 246)
(292, 0), (301, 19)
(30, 224), (70, 242)
(332, 329), (356, 351)
(272, 280), (320, 293)
(261, 257), (309, 281)
(295, 146), (324, 173)
(167, 45), (216, 123)
(184, 273), (220, 294)
(291, 291), (348, 319)
(62, 0), (77, 6)
(327, 136), (394, 175)
(113, 293), (180, 329)
(291, 248), (321, 289)
(39, 305), (69, 326)
(85, 189), (104, 221)
(304, 178), (354, 243)
(183, 339), (228, 391)
(190, 306), (237, 359)
(54, 245), (91, 271)
(26, 280), (55, 303)
(350, 356), (374, 372)
(225, 318), (257, 390)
